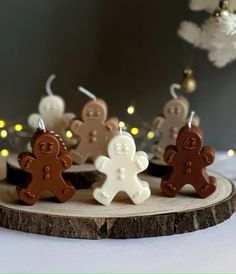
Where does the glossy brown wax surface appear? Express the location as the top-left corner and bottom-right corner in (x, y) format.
(161, 125), (216, 198)
(70, 98), (118, 164)
(17, 130), (76, 205)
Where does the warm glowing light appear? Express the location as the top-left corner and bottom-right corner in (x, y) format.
(14, 124), (23, 132)
(131, 127), (139, 135)
(127, 105), (135, 115)
(1, 149), (9, 157)
(66, 130), (73, 139)
(227, 149), (234, 157)
(0, 120), (5, 128)
(147, 131), (155, 139)
(118, 121), (126, 128)
(0, 130), (8, 138)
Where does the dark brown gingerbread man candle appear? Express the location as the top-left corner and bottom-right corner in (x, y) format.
(70, 96), (118, 165)
(17, 119), (76, 205)
(161, 112), (216, 198)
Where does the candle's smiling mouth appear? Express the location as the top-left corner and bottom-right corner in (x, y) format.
(183, 137), (197, 150)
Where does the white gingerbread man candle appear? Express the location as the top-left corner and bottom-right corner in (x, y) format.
(152, 83), (200, 162)
(28, 74), (77, 147)
(93, 130), (151, 205)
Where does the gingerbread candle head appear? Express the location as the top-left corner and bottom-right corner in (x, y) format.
(161, 113), (216, 199)
(28, 74), (77, 147)
(70, 94), (118, 165)
(17, 119), (76, 205)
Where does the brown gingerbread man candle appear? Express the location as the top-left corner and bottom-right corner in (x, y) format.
(161, 111), (216, 198)
(70, 87), (118, 164)
(17, 119), (76, 205)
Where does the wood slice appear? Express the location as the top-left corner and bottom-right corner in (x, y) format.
(0, 171), (235, 239)
(148, 157), (172, 177)
(6, 154), (103, 189)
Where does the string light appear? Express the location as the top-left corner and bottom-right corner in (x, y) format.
(66, 130), (73, 139)
(0, 130), (8, 138)
(1, 149), (9, 157)
(227, 149), (234, 157)
(127, 105), (135, 115)
(147, 131), (155, 139)
(130, 127), (139, 135)
(14, 124), (23, 132)
(0, 120), (5, 128)
(118, 121), (126, 128)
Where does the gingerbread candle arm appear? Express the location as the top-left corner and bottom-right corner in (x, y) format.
(95, 156), (111, 173)
(70, 119), (84, 136)
(59, 154), (72, 171)
(153, 116), (165, 130)
(18, 152), (36, 173)
(62, 113), (76, 126)
(105, 117), (118, 132)
(201, 146), (215, 166)
(134, 151), (149, 171)
(163, 145), (178, 165)
(28, 113), (41, 129)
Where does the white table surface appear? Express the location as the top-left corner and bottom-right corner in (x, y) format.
(0, 152), (236, 273)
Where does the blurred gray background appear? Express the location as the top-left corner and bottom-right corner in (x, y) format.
(0, 0), (235, 150)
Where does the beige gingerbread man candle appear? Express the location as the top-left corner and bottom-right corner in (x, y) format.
(93, 130), (151, 205)
(28, 74), (77, 147)
(70, 87), (118, 164)
(152, 83), (200, 162)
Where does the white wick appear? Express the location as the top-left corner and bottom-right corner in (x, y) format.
(79, 86), (96, 100)
(46, 74), (56, 96)
(38, 118), (46, 132)
(188, 111), (195, 128)
(119, 127), (123, 134)
(170, 83), (181, 99)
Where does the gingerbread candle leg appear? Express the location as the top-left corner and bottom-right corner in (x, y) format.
(195, 174), (216, 198)
(161, 174), (182, 197)
(93, 181), (118, 205)
(50, 178), (76, 203)
(17, 180), (44, 205)
(126, 180), (151, 205)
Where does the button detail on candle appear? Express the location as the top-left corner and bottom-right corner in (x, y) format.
(93, 131), (151, 205)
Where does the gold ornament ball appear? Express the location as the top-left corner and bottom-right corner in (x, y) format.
(181, 68), (197, 93)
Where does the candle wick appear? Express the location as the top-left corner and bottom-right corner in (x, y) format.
(38, 118), (46, 132)
(170, 83), (181, 99)
(188, 111), (195, 128)
(79, 86), (96, 100)
(46, 74), (56, 96)
(119, 127), (123, 134)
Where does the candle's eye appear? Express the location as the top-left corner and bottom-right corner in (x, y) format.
(191, 138), (197, 146)
(123, 144), (130, 152)
(48, 143), (54, 151)
(39, 143), (47, 151)
(87, 109), (94, 117)
(168, 107), (175, 114)
(114, 143), (121, 151)
(95, 109), (101, 116)
(175, 107), (181, 114)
